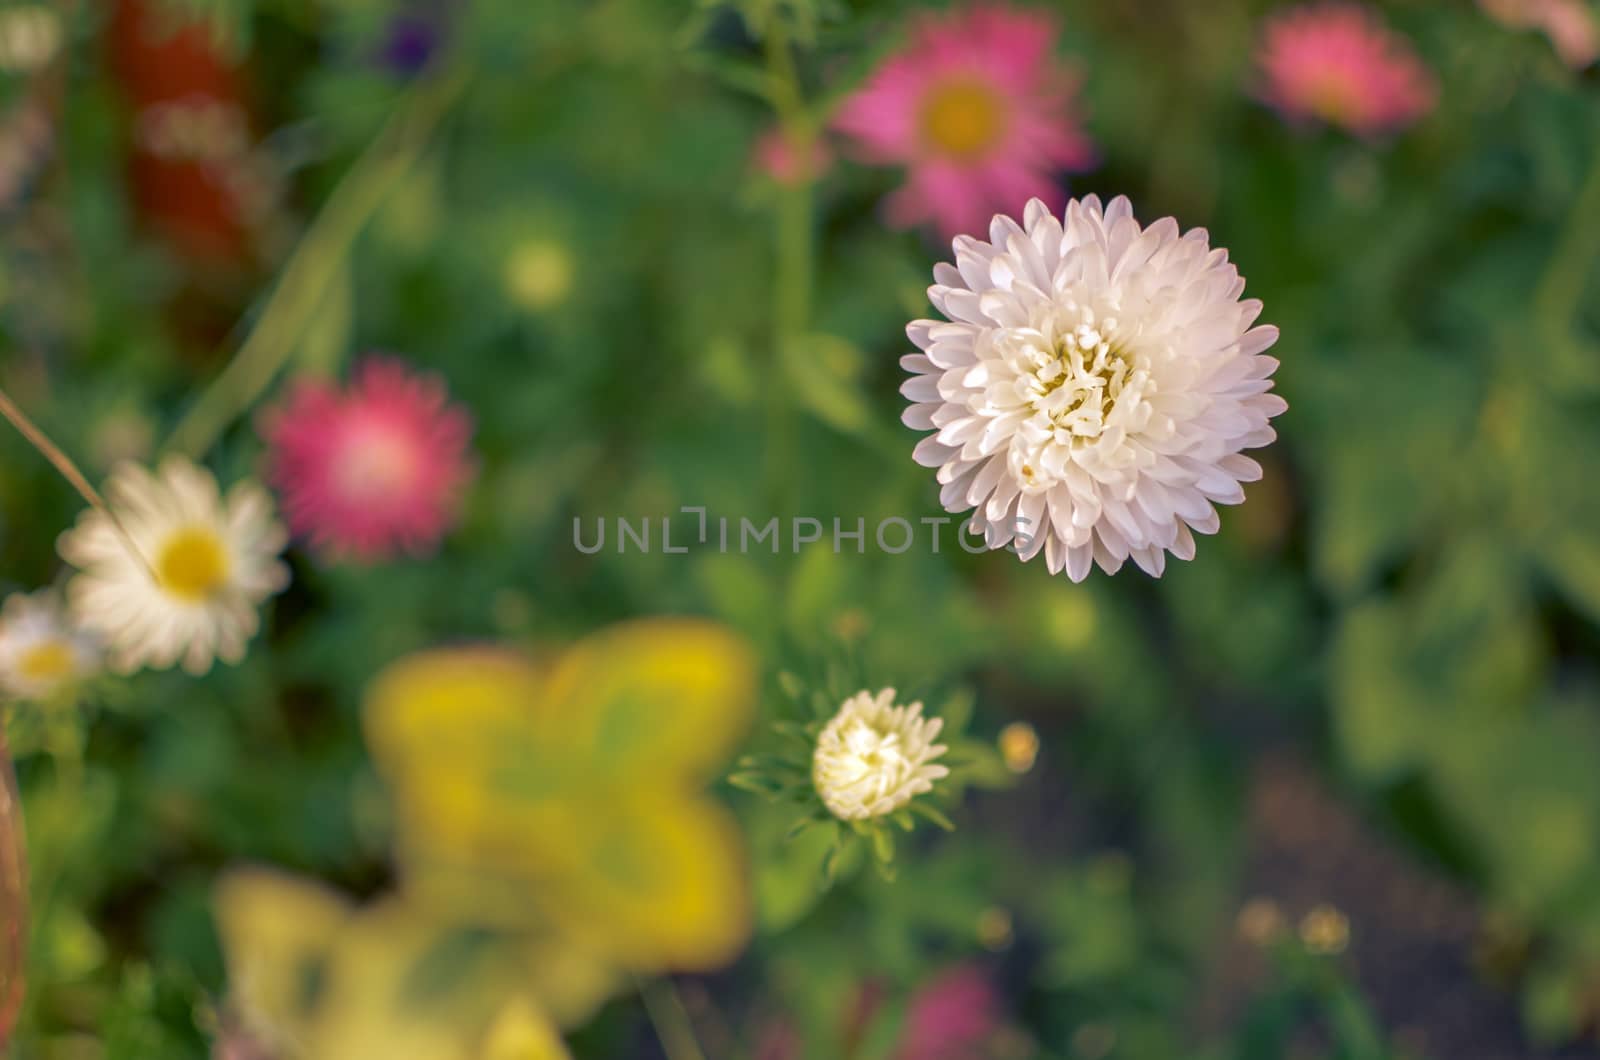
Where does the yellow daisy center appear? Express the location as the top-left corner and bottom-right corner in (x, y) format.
(920, 80), (1006, 159)
(157, 527), (230, 602)
(19, 639), (76, 685)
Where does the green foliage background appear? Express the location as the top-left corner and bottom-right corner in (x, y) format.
(4, 0), (1600, 1056)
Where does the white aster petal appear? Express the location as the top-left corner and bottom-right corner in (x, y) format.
(813, 688), (949, 822)
(902, 196), (1286, 580)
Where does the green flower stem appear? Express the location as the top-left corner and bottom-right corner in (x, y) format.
(637, 976), (709, 1060)
(0, 731), (24, 1044)
(16, 720), (86, 1036)
(165, 66), (467, 459)
(764, 20), (816, 520)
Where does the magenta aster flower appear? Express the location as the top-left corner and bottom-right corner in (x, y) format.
(1256, 3), (1436, 137)
(261, 357), (474, 562)
(893, 965), (1003, 1060)
(833, 4), (1095, 239)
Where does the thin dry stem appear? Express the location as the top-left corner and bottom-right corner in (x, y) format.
(0, 385), (155, 578)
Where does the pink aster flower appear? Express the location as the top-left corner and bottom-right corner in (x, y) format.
(261, 356), (474, 562)
(1481, 0), (1599, 68)
(833, 4), (1095, 239)
(1256, 3), (1437, 137)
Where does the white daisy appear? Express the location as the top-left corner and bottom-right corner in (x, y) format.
(0, 590), (100, 700)
(902, 195), (1286, 580)
(57, 457), (290, 676)
(813, 688), (949, 821)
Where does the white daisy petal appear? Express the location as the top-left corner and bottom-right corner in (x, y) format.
(57, 457), (289, 676)
(0, 590), (102, 700)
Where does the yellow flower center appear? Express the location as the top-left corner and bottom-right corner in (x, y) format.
(19, 639), (76, 685)
(1305, 72), (1363, 126)
(157, 527), (230, 602)
(1027, 320), (1138, 440)
(920, 80), (1006, 159)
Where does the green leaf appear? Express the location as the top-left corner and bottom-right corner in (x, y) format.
(1332, 537), (1544, 782)
(1304, 349), (1479, 595)
(870, 823), (894, 866)
(783, 333), (871, 436)
(1531, 532), (1600, 627)
(1514, 393), (1600, 627)
(908, 801), (955, 832)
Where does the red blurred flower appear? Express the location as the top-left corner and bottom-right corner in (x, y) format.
(108, 0), (273, 265)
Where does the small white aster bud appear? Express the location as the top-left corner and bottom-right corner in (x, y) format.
(812, 688), (950, 822)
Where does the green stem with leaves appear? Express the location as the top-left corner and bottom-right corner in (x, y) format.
(763, 18), (816, 518)
(165, 67), (467, 459)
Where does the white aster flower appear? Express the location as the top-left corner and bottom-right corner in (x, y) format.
(58, 457), (290, 676)
(0, 590), (100, 700)
(902, 195), (1286, 580)
(813, 688), (949, 821)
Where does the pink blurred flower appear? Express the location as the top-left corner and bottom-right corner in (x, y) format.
(261, 356), (474, 562)
(832, 4), (1095, 239)
(753, 128), (833, 185)
(893, 964), (1003, 1060)
(1256, 3), (1436, 137)
(1481, 0), (1599, 68)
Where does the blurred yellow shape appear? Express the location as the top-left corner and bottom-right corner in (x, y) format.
(364, 618), (757, 972)
(504, 241), (574, 312)
(214, 870), (605, 1059)
(480, 1000), (571, 1060)
(1235, 897), (1286, 946)
(976, 906), (1014, 952)
(214, 868), (352, 1055)
(997, 721), (1039, 774)
(305, 898), (546, 1060)
(1298, 904), (1351, 956)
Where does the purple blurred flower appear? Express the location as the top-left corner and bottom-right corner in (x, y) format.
(378, 5), (453, 76)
